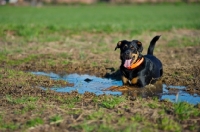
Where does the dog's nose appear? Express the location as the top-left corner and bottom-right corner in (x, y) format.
(125, 50), (131, 55)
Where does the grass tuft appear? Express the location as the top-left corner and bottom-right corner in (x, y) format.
(174, 102), (200, 120)
(101, 96), (125, 109)
(26, 117), (44, 127)
(50, 115), (63, 124)
(6, 95), (38, 104)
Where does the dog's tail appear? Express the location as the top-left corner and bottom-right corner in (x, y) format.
(147, 35), (161, 55)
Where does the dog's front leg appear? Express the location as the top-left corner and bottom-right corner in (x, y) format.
(130, 77), (138, 85)
(122, 75), (129, 86)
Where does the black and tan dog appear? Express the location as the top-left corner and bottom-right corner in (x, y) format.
(115, 36), (163, 88)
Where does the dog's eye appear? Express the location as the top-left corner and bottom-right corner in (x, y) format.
(130, 46), (135, 50)
(123, 45), (128, 49)
(130, 46), (136, 52)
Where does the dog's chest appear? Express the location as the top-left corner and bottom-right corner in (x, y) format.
(122, 69), (140, 85)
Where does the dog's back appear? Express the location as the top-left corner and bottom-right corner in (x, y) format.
(145, 55), (163, 78)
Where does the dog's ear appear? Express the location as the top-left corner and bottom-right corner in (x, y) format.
(115, 41), (122, 51)
(136, 41), (143, 52)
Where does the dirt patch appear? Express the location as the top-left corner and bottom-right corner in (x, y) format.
(2, 29), (200, 93)
(0, 29), (200, 131)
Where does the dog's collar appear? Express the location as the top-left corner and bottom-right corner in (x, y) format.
(126, 57), (144, 69)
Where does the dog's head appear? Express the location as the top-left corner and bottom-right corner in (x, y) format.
(115, 40), (143, 68)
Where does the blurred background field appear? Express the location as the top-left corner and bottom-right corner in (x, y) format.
(0, 4), (200, 43)
(1, 0), (200, 5)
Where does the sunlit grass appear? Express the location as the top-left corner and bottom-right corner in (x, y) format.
(0, 4), (200, 42)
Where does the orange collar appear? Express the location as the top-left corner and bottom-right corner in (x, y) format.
(126, 57), (144, 69)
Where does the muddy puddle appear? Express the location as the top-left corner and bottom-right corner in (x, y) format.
(32, 72), (200, 105)
(32, 72), (122, 96)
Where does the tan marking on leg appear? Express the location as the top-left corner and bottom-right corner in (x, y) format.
(130, 77), (138, 84)
(122, 75), (128, 85)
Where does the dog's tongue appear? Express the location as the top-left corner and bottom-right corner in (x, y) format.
(124, 59), (132, 68)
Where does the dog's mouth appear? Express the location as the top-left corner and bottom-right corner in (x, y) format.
(123, 54), (138, 68)
(124, 58), (134, 68)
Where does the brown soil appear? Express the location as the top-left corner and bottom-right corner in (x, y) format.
(0, 29), (200, 131)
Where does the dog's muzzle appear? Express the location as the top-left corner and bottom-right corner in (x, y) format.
(123, 51), (139, 68)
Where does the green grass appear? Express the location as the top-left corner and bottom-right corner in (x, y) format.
(62, 96), (81, 108)
(49, 115), (63, 124)
(1, 91), (200, 131)
(86, 108), (105, 120)
(0, 4), (200, 42)
(167, 37), (200, 47)
(158, 117), (181, 131)
(0, 53), (39, 64)
(14, 103), (36, 115)
(6, 95), (38, 104)
(174, 102), (200, 120)
(131, 113), (145, 122)
(101, 96), (125, 108)
(0, 122), (19, 131)
(26, 117), (44, 127)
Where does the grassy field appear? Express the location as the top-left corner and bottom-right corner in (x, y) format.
(0, 4), (200, 42)
(0, 4), (200, 131)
